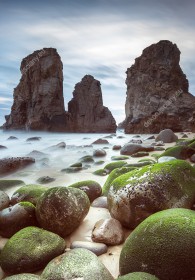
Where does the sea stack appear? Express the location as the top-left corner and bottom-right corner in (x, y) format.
(68, 75), (117, 132)
(3, 48), (70, 131)
(124, 40), (195, 133)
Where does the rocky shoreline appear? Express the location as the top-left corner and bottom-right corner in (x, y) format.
(0, 129), (195, 279)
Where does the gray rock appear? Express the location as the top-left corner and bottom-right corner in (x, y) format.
(93, 149), (107, 157)
(120, 143), (154, 155)
(92, 218), (124, 245)
(70, 241), (108, 256)
(155, 129), (178, 143)
(91, 197), (108, 208)
(26, 137), (41, 141)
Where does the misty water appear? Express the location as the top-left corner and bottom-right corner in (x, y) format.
(1, 129), (153, 196)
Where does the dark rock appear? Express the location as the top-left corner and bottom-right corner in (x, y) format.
(36, 176), (55, 184)
(0, 190), (10, 211)
(7, 136), (18, 140)
(61, 167), (82, 173)
(26, 150), (47, 158)
(190, 154), (195, 163)
(35, 187), (90, 237)
(112, 145), (121, 150)
(70, 241), (108, 256)
(0, 202), (37, 238)
(0, 226), (65, 274)
(79, 155), (94, 163)
(0, 157), (35, 176)
(129, 139), (142, 144)
(120, 144), (154, 155)
(92, 138), (109, 145)
(0, 145), (7, 149)
(131, 151), (149, 157)
(68, 75), (116, 132)
(124, 40), (195, 133)
(26, 137), (41, 141)
(48, 141), (66, 150)
(93, 149), (107, 157)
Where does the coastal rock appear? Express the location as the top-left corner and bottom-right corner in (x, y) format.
(3, 48), (70, 132)
(119, 209), (195, 280)
(124, 40), (195, 133)
(108, 160), (195, 228)
(91, 196), (108, 208)
(155, 129), (178, 143)
(41, 248), (114, 280)
(0, 157), (35, 176)
(120, 143), (154, 156)
(36, 187), (90, 237)
(0, 190), (10, 210)
(0, 226), (65, 274)
(92, 218), (124, 245)
(68, 75), (116, 132)
(93, 149), (107, 157)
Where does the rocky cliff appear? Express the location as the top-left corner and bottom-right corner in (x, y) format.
(68, 75), (116, 132)
(3, 50), (116, 133)
(124, 40), (195, 133)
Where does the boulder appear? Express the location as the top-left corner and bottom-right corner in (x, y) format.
(68, 75), (116, 132)
(108, 160), (195, 228)
(36, 187), (90, 237)
(0, 226), (65, 274)
(155, 129), (178, 143)
(92, 138), (109, 145)
(124, 40), (195, 133)
(0, 157), (35, 176)
(41, 248), (114, 280)
(119, 208), (195, 280)
(120, 144), (154, 156)
(93, 149), (107, 157)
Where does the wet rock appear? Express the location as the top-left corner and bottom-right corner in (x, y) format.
(112, 145), (121, 150)
(48, 141), (66, 150)
(79, 155), (94, 163)
(7, 136), (18, 140)
(36, 176), (55, 184)
(93, 149), (107, 157)
(0, 145), (7, 149)
(67, 180), (102, 202)
(108, 160), (195, 229)
(41, 248), (114, 280)
(131, 152), (149, 157)
(0, 202), (37, 238)
(26, 150), (47, 159)
(119, 209), (195, 280)
(155, 129), (178, 143)
(92, 218), (124, 245)
(129, 139), (142, 144)
(0, 226), (65, 274)
(0, 157), (35, 176)
(70, 241), (108, 256)
(61, 167), (82, 173)
(26, 137), (41, 141)
(158, 145), (194, 160)
(111, 156), (129, 161)
(0, 190), (10, 211)
(36, 187), (90, 237)
(91, 196), (108, 208)
(120, 144), (154, 156)
(104, 161), (127, 173)
(92, 138), (109, 145)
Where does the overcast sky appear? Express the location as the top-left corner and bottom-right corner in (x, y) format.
(0, 0), (195, 125)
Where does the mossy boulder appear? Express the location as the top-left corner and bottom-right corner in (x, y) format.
(0, 180), (24, 191)
(158, 145), (194, 160)
(67, 180), (102, 202)
(119, 208), (195, 280)
(108, 160), (195, 228)
(102, 167), (137, 196)
(11, 184), (47, 206)
(93, 169), (108, 176)
(70, 162), (82, 167)
(4, 274), (40, 280)
(124, 161), (152, 168)
(0, 226), (65, 274)
(79, 155), (94, 163)
(41, 248), (114, 280)
(61, 167), (82, 173)
(0, 202), (37, 238)
(104, 161), (127, 173)
(118, 272), (159, 280)
(36, 187), (90, 237)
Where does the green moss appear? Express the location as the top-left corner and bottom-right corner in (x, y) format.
(138, 159), (156, 163)
(61, 167), (82, 173)
(117, 272), (159, 280)
(70, 162), (82, 167)
(79, 155), (94, 163)
(0, 180), (25, 191)
(0, 226), (65, 274)
(4, 274), (40, 280)
(102, 167), (137, 196)
(93, 169), (108, 176)
(41, 248), (114, 280)
(176, 138), (195, 146)
(119, 209), (195, 280)
(108, 160), (195, 228)
(94, 160), (105, 165)
(158, 145), (194, 160)
(18, 201), (36, 210)
(111, 156), (130, 161)
(104, 161), (127, 173)
(11, 185), (47, 206)
(124, 161), (152, 168)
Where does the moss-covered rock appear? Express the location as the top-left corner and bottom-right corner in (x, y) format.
(138, 159), (156, 163)
(102, 167), (137, 196)
(119, 208), (195, 280)
(41, 248), (114, 280)
(67, 180), (102, 202)
(93, 169), (108, 176)
(61, 166), (82, 173)
(0, 180), (24, 191)
(104, 161), (127, 173)
(0, 226), (65, 274)
(124, 161), (152, 168)
(0, 202), (37, 238)
(158, 145), (194, 160)
(4, 274), (40, 280)
(94, 160), (105, 165)
(11, 185), (47, 206)
(79, 155), (94, 163)
(36, 187), (90, 237)
(70, 162), (82, 167)
(111, 156), (129, 161)
(117, 272), (159, 280)
(108, 160), (195, 228)
(131, 152), (149, 157)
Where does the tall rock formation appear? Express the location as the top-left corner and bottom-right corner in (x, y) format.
(68, 75), (116, 132)
(3, 48), (70, 131)
(124, 40), (195, 133)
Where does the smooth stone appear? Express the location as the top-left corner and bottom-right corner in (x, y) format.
(48, 142), (66, 150)
(92, 138), (109, 145)
(93, 149), (107, 157)
(0, 145), (7, 149)
(91, 197), (108, 208)
(158, 156), (177, 163)
(7, 136), (18, 140)
(0, 191), (10, 211)
(26, 137), (41, 141)
(70, 241), (108, 256)
(36, 176), (55, 184)
(120, 144), (154, 156)
(112, 145), (121, 150)
(155, 129), (178, 143)
(92, 218), (124, 245)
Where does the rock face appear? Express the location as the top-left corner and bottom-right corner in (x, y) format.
(68, 75), (117, 132)
(124, 40), (195, 133)
(3, 48), (70, 131)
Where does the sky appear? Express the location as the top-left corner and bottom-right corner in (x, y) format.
(0, 0), (195, 126)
